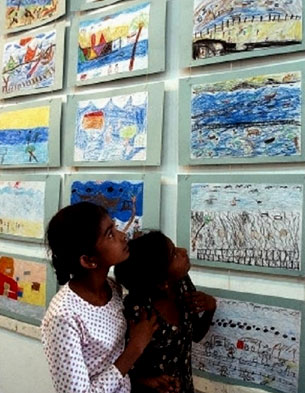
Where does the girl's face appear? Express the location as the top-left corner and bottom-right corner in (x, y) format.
(166, 238), (190, 282)
(93, 215), (129, 268)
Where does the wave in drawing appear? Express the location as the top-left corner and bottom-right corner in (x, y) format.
(193, 0), (302, 60)
(6, 0), (59, 31)
(74, 92), (148, 162)
(77, 2), (150, 81)
(191, 183), (303, 270)
(2, 29), (56, 95)
(0, 106), (50, 165)
(191, 72), (301, 159)
(70, 180), (144, 237)
(193, 297), (301, 393)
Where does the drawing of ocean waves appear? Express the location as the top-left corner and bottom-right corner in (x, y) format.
(78, 40), (148, 73)
(191, 83), (301, 158)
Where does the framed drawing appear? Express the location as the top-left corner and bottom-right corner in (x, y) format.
(179, 60), (305, 166)
(0, 253), (56, 326)
(180, 0), (305, 68)
(0, 98), (61, 168)
(0, 21), (65, 99)
(70, 0), (122, 12)
(67, 0), (166, 86)
(64, 82), (164, 167)
(193, 286), (305, 393)
(0, 174), (60, 243)
(1, 0), (66, 34)
(63, 173), (161, 238)
(177, 173), (305, 277)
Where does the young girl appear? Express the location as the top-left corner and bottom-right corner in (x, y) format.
(41, 202), (158, 393)
(114, 231), (216, 393)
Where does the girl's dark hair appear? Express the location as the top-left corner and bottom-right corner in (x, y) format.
(46, 202), (108, 285)
(114, 231), (170, 296)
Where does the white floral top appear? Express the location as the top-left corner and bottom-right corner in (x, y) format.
(41, 278), (130, 393)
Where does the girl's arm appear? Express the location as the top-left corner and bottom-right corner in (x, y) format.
(182, 275), (216, 343)
(42, 313), (157, 393)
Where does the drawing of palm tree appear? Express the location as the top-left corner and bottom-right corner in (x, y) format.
(129, 12), (149, 71)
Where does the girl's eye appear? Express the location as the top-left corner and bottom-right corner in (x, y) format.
(108, 231), (114, 238)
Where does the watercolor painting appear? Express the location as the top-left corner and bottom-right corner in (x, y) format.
(191, 71), (302, 160)
(0, 106), (50, 166)
(0, 180), (45, 239)
(193, 296), (302, 393)
(191, 182), (302, 271)
(75, 92), (148, 162)
(192, 0), (302, 61)
(0, 255), (47, 322)
(4, 0), (64, 33)
(70, 180), (144, 237)
(77, 2), (150, 82)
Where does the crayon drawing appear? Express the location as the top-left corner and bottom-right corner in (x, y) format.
(70, 180), (144, 237)
(193, 0), (302, 61)
(75, 92), (148, 162)
(2, 28), (56, 96)
(5, 0), (61, 32)
(191, 183), (302, 270)
(193, 297), (301, 393)
(77, 2), (150, 82)
(0, 255), (46, 322)
(0, 181), (45, 239)
(0, 106), (50, 166)
(191, 72), (302, 159)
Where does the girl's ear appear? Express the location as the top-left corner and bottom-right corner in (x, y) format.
(80, 255), (97, 269)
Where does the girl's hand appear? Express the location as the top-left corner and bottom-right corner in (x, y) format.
(137, 375), (180, 393)
(185, 291), (216, 314)
(128, 310), (159, 354)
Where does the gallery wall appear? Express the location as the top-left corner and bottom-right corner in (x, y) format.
(0, 1), (305, 393)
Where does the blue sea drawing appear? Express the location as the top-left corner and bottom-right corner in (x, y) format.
(70, 180), (144, 236)
(77, 3), (150, 81)
(74, 93), (148, 162)
(0, 127), (48, 165)
(191, 72), (302, 159)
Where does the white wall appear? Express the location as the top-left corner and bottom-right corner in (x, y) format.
(0, 0), (304, 392)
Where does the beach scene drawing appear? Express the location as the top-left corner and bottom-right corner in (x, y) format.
(2, 28), (56, 96)
(193, 297), (301, 393)
(70, 180), (144, 237)
(5, 0), (59, 31)
(0, 106), (50, 165)
(75, 92), (148, 162)
(191, 71), (301, 159)
(77, 2), (150, 81)
(193, 0), (302, 60)
(0, 180), (45, 239)
(0, 255), (46, 322)
(191, 182), (302, 270)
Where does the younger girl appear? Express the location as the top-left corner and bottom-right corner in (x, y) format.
(41, 202), (158, 393)
(114, 230), (216, 393)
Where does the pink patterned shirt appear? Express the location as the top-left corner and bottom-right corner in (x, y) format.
(41, 278), (130, 393)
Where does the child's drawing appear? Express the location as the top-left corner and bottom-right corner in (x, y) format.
(75, 92), (148, 162)
(191, 183), (302, 270)
(77, 2), (150, 81)
(193, 297), (301, 393)
(0, 181), (45, 239)
(191, 72), (301, 159)
(2, 28), (56, 96)
(70, 180), (144, 237)
(0, 255), (46, 322)
(193, 0), (302, 60)
(0, 106), (50, 165)
(5, 0), (61, 32)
